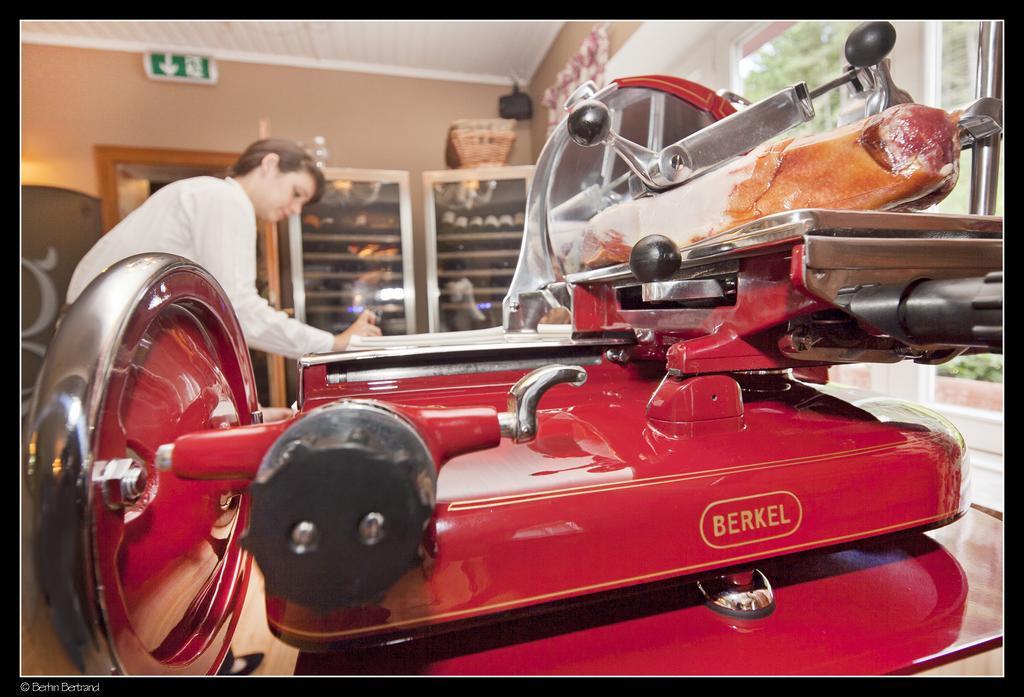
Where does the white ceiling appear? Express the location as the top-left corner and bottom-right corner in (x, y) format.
(20, 20), (568, 86)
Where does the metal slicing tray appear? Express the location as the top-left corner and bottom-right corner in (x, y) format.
(564, 209), (1003, 285)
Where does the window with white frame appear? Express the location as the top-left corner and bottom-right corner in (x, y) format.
(731, 21), (1003, 459)
(925, 20), (1003, 421)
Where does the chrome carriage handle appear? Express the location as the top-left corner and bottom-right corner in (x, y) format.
(566, 21), (906, 192)
(498, 365), (588, 443)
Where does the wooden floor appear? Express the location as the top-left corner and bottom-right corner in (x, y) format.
(917, 647), (1003, 676)
(20, 564), (296, 677)
(230, 565), (298, 675)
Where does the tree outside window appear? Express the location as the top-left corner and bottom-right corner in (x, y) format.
(738, 21), (860, 136)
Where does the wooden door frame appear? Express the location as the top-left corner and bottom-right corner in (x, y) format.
(94, 145), (239, 233)
(94, 144), (290, 407)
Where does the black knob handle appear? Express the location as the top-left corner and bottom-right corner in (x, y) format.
(629, 234), (681, 283)
(844, 273), (1003, 350)
(845, 21), (897, 68)
(242, 406), (436, 609)
(567, 99), (612, 147)
(971, 271), (1003, 348)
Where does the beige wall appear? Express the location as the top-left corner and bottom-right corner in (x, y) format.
(527, 21), (643, 160)
(22, 42), (534, 332)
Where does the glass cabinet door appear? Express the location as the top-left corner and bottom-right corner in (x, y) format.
(424, 165), (534, 332)
(283, 168), (416, 336)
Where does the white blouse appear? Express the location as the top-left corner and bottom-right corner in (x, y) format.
(66, 176), (334, 359)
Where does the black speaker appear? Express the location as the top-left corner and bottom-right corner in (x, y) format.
(499, 83), (533, 120)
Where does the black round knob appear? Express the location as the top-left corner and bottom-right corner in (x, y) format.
(629, 234), (681, 283)
(242, 405), (436, 609)
(845, 22), (897, 68)
(567, 99), (611, 147)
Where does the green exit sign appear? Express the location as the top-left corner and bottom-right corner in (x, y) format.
(144, 52), (218, 85)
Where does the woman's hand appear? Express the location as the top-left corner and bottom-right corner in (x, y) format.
(332, 309), (382, 351)
(259, 405), (295, 422)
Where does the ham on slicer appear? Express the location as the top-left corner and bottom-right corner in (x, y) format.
(577, 102), (963, 270)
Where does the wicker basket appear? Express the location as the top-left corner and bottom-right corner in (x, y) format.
(445, 118), (517, 169)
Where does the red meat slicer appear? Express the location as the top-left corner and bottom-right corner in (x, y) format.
(24, 22), (1002, 675)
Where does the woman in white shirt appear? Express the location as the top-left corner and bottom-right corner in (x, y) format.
(67, 139), (381, 358)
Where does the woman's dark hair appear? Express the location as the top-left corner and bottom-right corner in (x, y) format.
(227, 138), (326, 204)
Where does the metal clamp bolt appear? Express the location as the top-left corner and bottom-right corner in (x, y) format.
(605, 348), (629, 364)
(358, 512), (386, 546)
(93, 458), (148, 510)
(289, 520), (319, 554)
